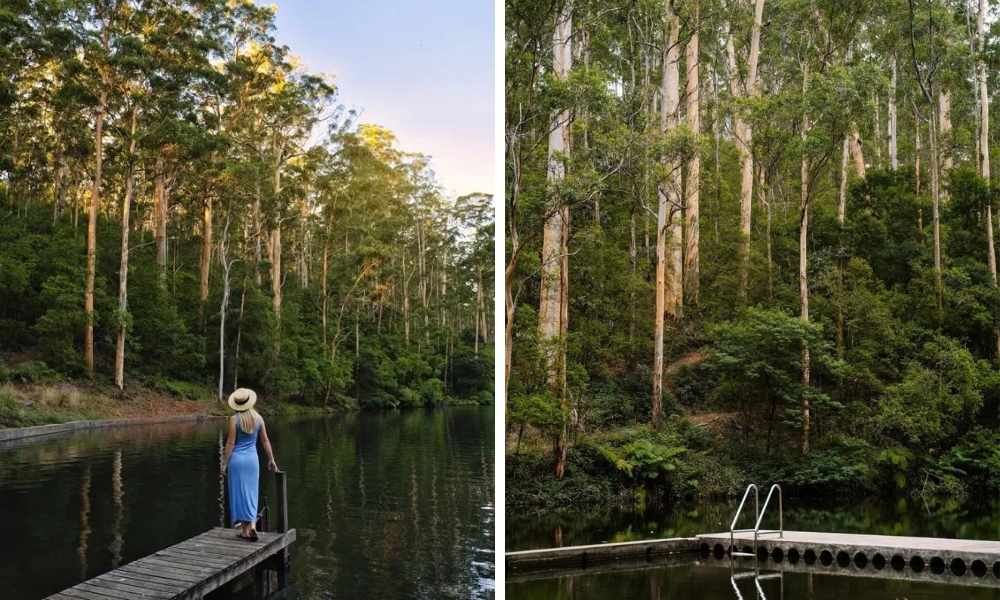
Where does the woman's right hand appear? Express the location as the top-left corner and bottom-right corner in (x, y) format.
(221, 463), (227, 476)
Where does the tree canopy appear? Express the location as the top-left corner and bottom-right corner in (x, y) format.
(1, 0), (494, 409)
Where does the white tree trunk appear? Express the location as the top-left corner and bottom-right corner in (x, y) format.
(200, 198), (212, 304)
(654, 0), (681, 432)
(800, 65), (811, 456)
(664, 8), (682, 323)
(85, 86), (107, 377)
(154, 156), (168, 284)
(684, 3), (700, 305)
(889, 56), (898, 170)
(218, 220), (232, 403)
(271, 166), (283, 321)
(849, 123), (867, 180)
(727, 2), (764, 300)
(916, 112), (922, 195)
(114, 106), (138, 390)
(940, 89), (952, 173)
(838, 135), (849, 226)
(538, 0), (572, 477)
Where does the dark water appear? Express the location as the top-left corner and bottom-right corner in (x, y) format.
(0, 407), (494, 600)
(507, 495), (1000, 599)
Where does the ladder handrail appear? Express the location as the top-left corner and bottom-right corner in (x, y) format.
(730, 484), (759, 555)
(730, 483), (784, 560)
(754, 484), (783, 538)
(730, 483), (759, 531)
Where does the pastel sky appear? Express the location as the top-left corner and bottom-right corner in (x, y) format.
(268, 0), (495, 198)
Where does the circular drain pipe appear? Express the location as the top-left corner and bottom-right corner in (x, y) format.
(930, 557), (946, 574)
(951, 558), (966, 576)
(971, 560), (988, 577)
(872, 553), (886, 570)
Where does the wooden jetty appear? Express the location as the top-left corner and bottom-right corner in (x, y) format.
(47, 472), (295, 600)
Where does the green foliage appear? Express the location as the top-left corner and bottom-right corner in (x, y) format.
(757, 438), (879, 492)
(876, 336), (985, 448)
(706, 308), (842, 450)
(0, 392), (65, 428)
(150, 377), (211, 401)
(506, 0), (1000, 506)
(35, 275), (87, 376)
(594, 427), (688, 482)
(3, 361), (61, 384)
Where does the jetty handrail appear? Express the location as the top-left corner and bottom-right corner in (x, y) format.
(754, 484), (783, 539)
(729, 484), (759, 556)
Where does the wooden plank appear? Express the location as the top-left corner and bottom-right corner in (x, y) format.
(49, 528), (297, 600)
(75, 580), (163, 600)
(81, 577), (175, 599)
(158, 540), (246, 560)
(180, 535), (257, 554)
(189, 536), (258, 551)
(174, 541), (249, 559)
(96, 570), (190, 593)
(115, 563), (203, 585)
(138, 556), (219, 576)
(94, 571), (184, 592)
(200, 527), (282, 543)
(170, 540), (250, 560)
(179, 532), (296, 599)
(56, 588), (110, 600)
(158, 547), (239, 568)
(188, 536), (281, 556)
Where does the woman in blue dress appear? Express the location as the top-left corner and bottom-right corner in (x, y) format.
(221, 388), (279, 541)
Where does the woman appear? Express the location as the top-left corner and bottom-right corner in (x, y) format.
(221, 388), (279, 541)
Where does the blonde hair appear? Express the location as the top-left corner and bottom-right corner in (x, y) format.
(236, 408), (260, 434)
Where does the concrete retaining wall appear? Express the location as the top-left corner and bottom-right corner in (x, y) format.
(506, 537), (699, 574)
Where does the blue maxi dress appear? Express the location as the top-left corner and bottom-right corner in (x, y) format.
(228, 416), (261, 524)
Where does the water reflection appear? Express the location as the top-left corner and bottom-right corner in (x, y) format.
(78, 465), (90, 581)
(508, 495), (1000, 553)
(1, 408), (494, 600)
(509, 562), (1000, 600)
(110, 449), (124, 568)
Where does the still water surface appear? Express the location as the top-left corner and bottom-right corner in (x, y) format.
(0, 407), (494, 600)
(507, 495), (1000, 599)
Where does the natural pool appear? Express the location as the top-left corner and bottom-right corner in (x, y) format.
(0, 407), (494, 600)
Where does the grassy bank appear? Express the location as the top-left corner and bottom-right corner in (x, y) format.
(0, 370), (487, 430)
(0, 379), (223, 429)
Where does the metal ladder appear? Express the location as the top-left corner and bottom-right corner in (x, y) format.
(729, 483), (783, 557)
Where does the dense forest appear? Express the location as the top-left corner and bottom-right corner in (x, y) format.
(506, 0), (1000, 507)
(0, 0), (494, 409)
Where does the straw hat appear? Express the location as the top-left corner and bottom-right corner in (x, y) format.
(227, 388), (257, 412)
